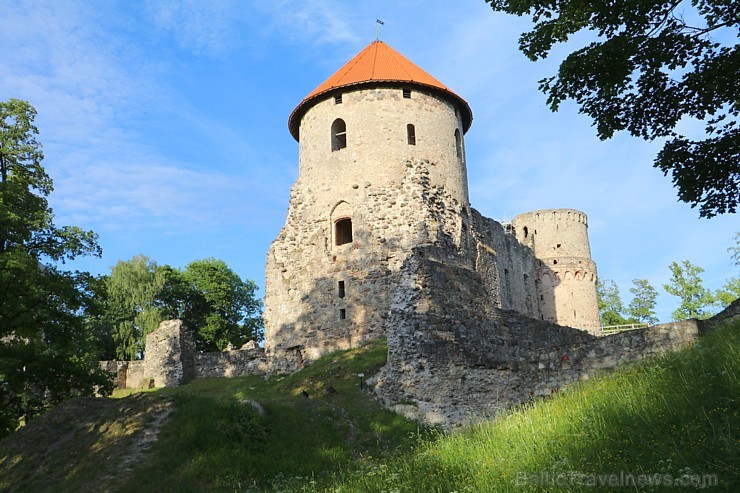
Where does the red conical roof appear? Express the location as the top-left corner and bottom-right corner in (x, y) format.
(288, 41), (473, 141)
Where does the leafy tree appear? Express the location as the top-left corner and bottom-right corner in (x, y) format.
(708, 232), (740, 309)
(0, 99), (111, 437)
(729, 232), (740, 267)
(485, 1), (739, 217)
(103, 257), (264, 356)
(663, 260), (715, 320)
(714, 277), (740, 308)
(628, 279), (659, 325)
(178, 258), (263, 351)
(106, 255), (165, 360)
(597, 278), (630, 326)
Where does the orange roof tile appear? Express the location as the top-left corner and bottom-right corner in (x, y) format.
(288, 41), (473, 141)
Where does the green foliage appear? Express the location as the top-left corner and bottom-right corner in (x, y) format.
(628, 278), (659, 325)
(105, 255), (166, 360)
(596, 278), (631, 326)
(0, 99), (111, 438)
(485, 0), (739, 218)
(179, 258), (264, 351)
(663, 260), (715, 320)
(730, 232), (740, 267)
(714, 276), (740, 308)
(98, 256), (264, 358)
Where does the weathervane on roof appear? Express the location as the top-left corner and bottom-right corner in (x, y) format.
(376, 19), (384, 41)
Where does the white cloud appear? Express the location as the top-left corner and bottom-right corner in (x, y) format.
(262, 0), (360, 47)
(143, 0), (244, 55)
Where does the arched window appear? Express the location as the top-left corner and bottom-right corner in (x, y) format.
(335, 218), (353, 245)
(523, 226), (529, 238)
(454, 128), (462, 159)
(331, 118), (347, 151)
(407, 124), (416, 145)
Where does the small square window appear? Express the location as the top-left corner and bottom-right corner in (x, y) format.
(403, 88), (411, 98)
(335, 94), (342, 104)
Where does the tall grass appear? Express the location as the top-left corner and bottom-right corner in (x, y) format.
(116, 339), (423, 493)
(317, 321), (739, 492)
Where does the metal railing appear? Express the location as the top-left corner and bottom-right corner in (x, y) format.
(599, 323), (649, 335)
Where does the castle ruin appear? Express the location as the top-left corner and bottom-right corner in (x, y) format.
(102, 41), (720, 426)
(264, 41), (600, 372)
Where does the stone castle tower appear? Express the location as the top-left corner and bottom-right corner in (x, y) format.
(512, 210), (600, 328)
(265, 41), (600, 371)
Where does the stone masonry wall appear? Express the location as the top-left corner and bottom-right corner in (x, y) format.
(142, 319), (197, 388)
(196, 345), (268, 378)
(264, 157), (544, 373)
(372, 249), (707, 425)
(297, 86), (470, 210)
(101, 320), (267, 389)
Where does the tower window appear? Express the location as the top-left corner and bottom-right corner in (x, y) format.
(335, 218), (353, 245)
(454, 129), (463, 159)
(407, 124), (416, 145)
(331, 118), (347, 151)
(403, 88), (411, 98)
(523, 227), (529, 238)
(334, 94), (342, 104)
(338, 280), (346, 298)
(339, 309), (346, 320)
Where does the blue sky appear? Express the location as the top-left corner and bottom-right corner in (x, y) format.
(1, 0), (736, 323)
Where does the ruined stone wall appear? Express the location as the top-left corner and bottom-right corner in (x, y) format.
(264, 158), (469, 372)
(469, 210), (540, 318)
(263, 152), (550, 373)
(142, 319), (196, 388)
(372, 250), (703, 425)
(100, 320), (267, 389)
(195, 347), (268, 378)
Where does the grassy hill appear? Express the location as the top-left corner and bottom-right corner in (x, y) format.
(1, 322), (738, 492)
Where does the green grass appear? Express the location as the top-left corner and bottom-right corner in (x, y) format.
(2, 323), (738, 492)
(317, 321), (739, 492)
(115, 338), (423, 493)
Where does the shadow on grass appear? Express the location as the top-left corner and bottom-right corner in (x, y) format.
(0, 393), (171, 493)
(117, 340), (424, 493)
(318, 322), (739, 493)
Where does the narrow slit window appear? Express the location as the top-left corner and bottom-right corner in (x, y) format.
(454, 128), (463, 159)
(407, 124), (416, 145)
(331, 118), (347, 151)
(403, 88), (411, 98)
(335, 218), (353, 245)
(334, 94), (342, 104)
(339, 309), (346, 320)
(338, 280), (346, 298)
